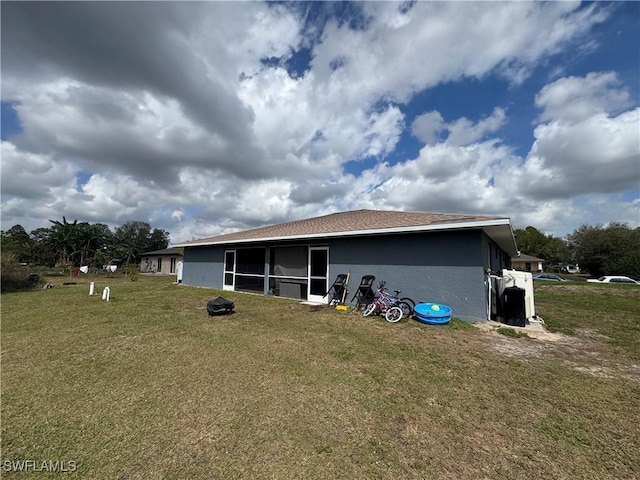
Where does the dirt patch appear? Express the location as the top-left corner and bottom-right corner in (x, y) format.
(473, 320), (567, 342)
(474, 321), (640, 384)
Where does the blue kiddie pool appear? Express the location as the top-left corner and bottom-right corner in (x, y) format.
(414, 303), (452, 325)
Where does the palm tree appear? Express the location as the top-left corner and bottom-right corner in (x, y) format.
(48, 217), (79, 268)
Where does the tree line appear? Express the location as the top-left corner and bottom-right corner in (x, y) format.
(514, 222), (640, 278)
(1, 218), (170, 270)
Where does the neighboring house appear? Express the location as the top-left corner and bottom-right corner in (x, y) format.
(511, 254), (544, 273)
(174, 210), (517, 323)
(140, 247), (183, 275)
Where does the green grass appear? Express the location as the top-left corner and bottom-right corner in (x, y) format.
(496, 327), (529, 338)
(2, 276), (639, 479)
(535, 283), (640, 360)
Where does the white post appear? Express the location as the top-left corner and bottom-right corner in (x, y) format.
(177, 261), (183, 284)
(102, 286), (110, 302)
(89, 282), (95, 296)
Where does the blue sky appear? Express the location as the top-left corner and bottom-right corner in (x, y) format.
(1, 1), (638, 243)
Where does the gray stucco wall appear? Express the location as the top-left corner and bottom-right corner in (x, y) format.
(181, 229), (497, 322)
(182, 245), (225, 288)
(481, 232), (512, 272)
(327, 231), (488, 322)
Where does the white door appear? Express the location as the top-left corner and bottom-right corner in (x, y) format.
(308, 247), (329, 303)
(223, 250), (235, 291)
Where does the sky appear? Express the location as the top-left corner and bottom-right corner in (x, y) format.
(1, 1), (639, 244)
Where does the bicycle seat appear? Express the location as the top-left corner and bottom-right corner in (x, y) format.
(393, 290), (401, 296)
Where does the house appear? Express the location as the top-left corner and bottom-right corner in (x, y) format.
(139, 247), (183, 275)
(562, 264), (580, 274)
(511, 254), (544, 273)
(175, 210), (517, 322)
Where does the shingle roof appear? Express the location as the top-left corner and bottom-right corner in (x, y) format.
(512, 254), (544, 262)
(176, 209), (509, 247)
(140, 247), (183, 256)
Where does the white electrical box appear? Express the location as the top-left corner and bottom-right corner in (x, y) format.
(501, 269), (536, 319)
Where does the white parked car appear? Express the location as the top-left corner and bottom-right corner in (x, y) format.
(587, 276), (640, 285)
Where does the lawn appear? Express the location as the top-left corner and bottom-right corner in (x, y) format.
(1, 275), (639, 479)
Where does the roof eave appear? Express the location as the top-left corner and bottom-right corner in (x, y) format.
(481, 222), (518, 257)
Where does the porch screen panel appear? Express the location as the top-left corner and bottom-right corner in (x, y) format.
(235, 276), (265, 293)
(310, 249), (327, 277)
(270, 246), (308, 277)
(235, 248), (265, 293)
(225, 251), (235, 271)
(268, 246), (308, 300)
(310, 279), (326, 296)
(236, 248), (265, 275)
(224, 250), (235, 287)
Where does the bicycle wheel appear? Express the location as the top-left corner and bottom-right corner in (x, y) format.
(398, 297), (415, 317)
(363, 302), (378, 317)
(385, 306), (403, 323)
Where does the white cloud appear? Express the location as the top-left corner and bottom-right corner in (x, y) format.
(354, 140), (520, 215)
(309, 1), (609, 104)
(411, 112), (445, 145)
(447, 108), (507, 146)
(520, 73), (640, 201)
(1, 1), (636, 244)
(1, 141), (76, 200)
(525, 109), (640, 196)
(535, 72), (632, 122)
(412, 108), (507, 147)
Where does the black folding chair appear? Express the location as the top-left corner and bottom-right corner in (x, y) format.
(351, 275), (376, 310)
(324, 274), (349, 306)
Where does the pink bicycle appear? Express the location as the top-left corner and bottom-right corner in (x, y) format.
(362, 282), (415, 323)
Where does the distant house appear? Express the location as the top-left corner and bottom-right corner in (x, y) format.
(511, 254), (544, 273)
(174, 210), (518, 323)
(140, 247), (183, 275)
(562, 264), (580, 274)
